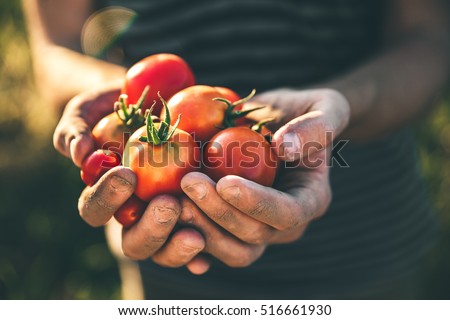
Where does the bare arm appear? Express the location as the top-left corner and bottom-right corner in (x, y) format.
(23, 0), (126, 112)
(330, 0), (450, 141)
(248, 0), (450, 145)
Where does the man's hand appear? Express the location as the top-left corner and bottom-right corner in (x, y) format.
(78, 166), (208, 273)
(54, 87), (210, 274)
(54, 86), (350, 273)
(179, 88), (350, 267)
(180, 151), (331, 267)
(53, 85), (122, 167)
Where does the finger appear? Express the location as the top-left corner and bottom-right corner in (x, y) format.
(152, 228), (205, 268)
(78, 166), (136, 227)
(272, 89), (350, 161)
(53, 88), (121, 166)
(181, 172), (274, 245)
(69, 133), (95, 167)
(216, 174), (330, 231)
(186, 254), (211, 275)
(121, 194), (181, 260)
(180, 198), (266, 267)
(53, 115), (93, 165)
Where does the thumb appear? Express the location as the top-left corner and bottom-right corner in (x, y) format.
(272, 89), (350, 162)
(272, 110), (330, 161)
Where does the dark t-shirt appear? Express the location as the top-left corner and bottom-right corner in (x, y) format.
(94, 0), (437, 299)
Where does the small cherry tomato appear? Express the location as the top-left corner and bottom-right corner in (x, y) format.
(203, 127), (278, 187)
(122, 53), (195, 114)
(92, 89), (147, 155)
(80, 149), (121, 186)
(114, 195), (147, 228)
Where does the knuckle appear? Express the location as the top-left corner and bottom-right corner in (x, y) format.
(122, 246), (145, 260)
(226, 248), (257, 268)
(123, 236), (166, 261)
(213, 208), (234, 223)
(248, 199), (276, 219)
(142, 236), (166, 253)
(52, 126), (66, 153)
(241, 227), (271, 245)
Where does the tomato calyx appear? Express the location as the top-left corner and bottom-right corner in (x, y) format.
(114, 86), (149, 130)
(213, 89), (266, 128)
(251, 118), (275, 143)
(139, 94), (181, 145)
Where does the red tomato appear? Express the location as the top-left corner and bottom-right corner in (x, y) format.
(123, 121), (200, 202)
(163, 85), (228, 143)
(203, 127), (278, 187)
(92, 113), (133, 155)
(80, 149), (121, 186)
(122, 53), (195, 114)
(164, 86), (262, 143)
(238, 118), (274, 141)
(92, 92), (146, 155)
(114, 195), (147, 228)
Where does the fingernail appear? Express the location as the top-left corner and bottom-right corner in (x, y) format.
(110, 175), (132, 192)
(180, 206), (195, 224)
(176, 241), (202, 255)
(282, 132), (301, 160)
(220, 186), (241, 202)
(153, 206), (177, 224)
(184, 183), (207, 200)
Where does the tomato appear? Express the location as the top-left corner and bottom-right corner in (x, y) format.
(239, 118), (274, 142)
(80, 149), (121, 186)
(122, 53), (195, 114)
(92, 90), (146, 155)
(123, 100), (201, 201)
(92, 113), (132, 155)
(164, 86), (260, 143)
(202, 127), (278, 187)
(114, 195), (147, 228)
(163, 85), (228, 143)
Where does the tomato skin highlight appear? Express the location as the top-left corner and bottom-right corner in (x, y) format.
(123, 125), (201, 202)
(164, 85), (229, 143)
(114, 195), (147, 228)
(92, 113), (133, 155)
(122, 53), (195, 114)
(80, 149), (121, 186)
(203, 127), (278, 187)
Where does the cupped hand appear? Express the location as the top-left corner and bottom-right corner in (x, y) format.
(180, 150), (331, 267)
(77, 166), (209, 274)
(243, 88), (350, 161)
(54, 85), (209, 274)
(53, 84), (122, 167)
(179, 88), (350, 267)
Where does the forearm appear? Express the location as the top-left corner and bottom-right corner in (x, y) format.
(326, 0), (450, 142)
(30, 44), (126, 112)
(24, 0), (126, 112)
(329, 33), (450, 141)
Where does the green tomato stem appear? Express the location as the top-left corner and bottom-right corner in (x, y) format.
(214, 89), (267, 128)
(140, 93), (181, 145)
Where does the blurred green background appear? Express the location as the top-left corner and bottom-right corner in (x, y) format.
(1, 2), (449, 299)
